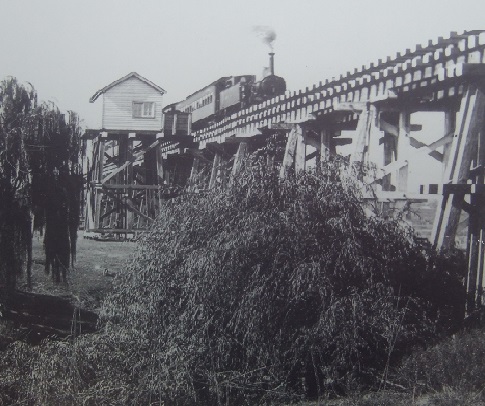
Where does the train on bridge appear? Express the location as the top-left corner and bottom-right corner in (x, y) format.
(165, 52), (287, 131)
(85, 30), (485, 311)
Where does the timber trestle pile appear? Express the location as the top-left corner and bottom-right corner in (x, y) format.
(85, 30), (485, 309)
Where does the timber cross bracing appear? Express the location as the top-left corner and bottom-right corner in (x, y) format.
(156, 30), (485, 310)
(83, 130), (195, 238)
(85, 30), (485, 309)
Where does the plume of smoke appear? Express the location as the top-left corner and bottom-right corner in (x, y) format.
(253, 25), (277, 50)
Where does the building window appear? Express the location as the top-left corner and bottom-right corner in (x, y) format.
(133, 102), (155, 118)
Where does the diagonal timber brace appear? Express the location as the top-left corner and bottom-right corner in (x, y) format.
(432, 84), (485, 250)
(101, 140), (159, 184)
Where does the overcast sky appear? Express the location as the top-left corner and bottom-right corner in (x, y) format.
(1, 0), (484, 129)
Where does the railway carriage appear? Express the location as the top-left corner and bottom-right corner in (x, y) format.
(173, 53), (286, 131)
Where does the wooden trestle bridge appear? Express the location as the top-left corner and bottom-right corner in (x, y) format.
(85, 30), (485, 310)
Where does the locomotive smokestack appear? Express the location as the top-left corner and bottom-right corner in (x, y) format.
(269, 52), (275, 76)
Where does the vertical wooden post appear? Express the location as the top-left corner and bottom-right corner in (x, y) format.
(350, 104), (373, 164)
(117, 136), (126, 230)
(466, 196), (480, 312)
(97, 137), (106, 183)
(126, 136), (134, 230)
(319, 129), (333, 163)
(476, 129), (485, 307)
(155, 141), (165, 210)
(382, 133), (396, 191)
(112, 139), (121, 230)
(466, 121), (485, 311)
(443, 110), (455, 173)
(295, 126), (307, 174)
(94, 137), (106, 230)
(85, 140), (98, 231)
(155, 144), (164, 183)
(432, 85), (485, 249)
(397, 111), (410, 192)
(279, 124), (300, 179)
(91, 141), (99, 183)
(229, 142), (248, 188)
(84, 189), (93, 231)
(475, 205), (485, 308)
(188, 157), (200, 190)
(209, 152), (222, 189)
(316, 131), (323, 168)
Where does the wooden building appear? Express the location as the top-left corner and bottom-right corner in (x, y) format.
(83, 72), (192, 238)
(89, 72), (166, 131)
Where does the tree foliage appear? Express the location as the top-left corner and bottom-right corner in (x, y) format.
(0, 77), (83, 293)
(0, 78), (36, 292)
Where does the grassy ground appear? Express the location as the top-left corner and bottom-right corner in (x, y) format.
(4, 231), (484, 405)
(17, 231), (136, 311)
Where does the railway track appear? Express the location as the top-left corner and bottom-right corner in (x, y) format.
(187, 30), (485, 148)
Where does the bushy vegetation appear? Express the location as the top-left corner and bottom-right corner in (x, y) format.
(0, 157), (468, 405)
(329, 324), (485, 405)
(396, 323), (485, 401)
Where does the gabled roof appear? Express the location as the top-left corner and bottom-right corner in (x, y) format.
(89, 72), (166, 103)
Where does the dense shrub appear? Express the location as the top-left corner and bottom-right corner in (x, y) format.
(96, 157), (465, 404)
(0, 157), (467, 405)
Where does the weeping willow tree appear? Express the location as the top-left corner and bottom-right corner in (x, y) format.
(0, 78), (35, 293)
(26, 103), (84, 282)
(0, 77), (83, 296)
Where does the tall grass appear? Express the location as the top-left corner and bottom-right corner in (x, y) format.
(396, 325), (485, 400)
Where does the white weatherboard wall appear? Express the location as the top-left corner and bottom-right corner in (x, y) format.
(102, 76), (163, 131)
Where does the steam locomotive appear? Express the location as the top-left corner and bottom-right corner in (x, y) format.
(165, 53), (286, 132)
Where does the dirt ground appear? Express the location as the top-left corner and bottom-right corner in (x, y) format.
(17, 231), (137, 311)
